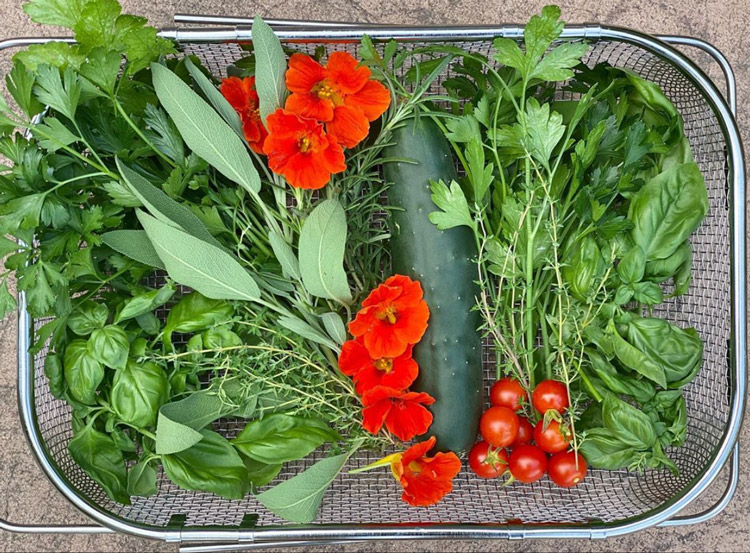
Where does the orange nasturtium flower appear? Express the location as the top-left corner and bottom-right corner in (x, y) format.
(348, 274), (430, 359)
(262, 108), (346, 189)
(354, 436), (461, 507)
(220, 76), (268, 154)
(338, 337), (418, 395)
(361, 385), (434, 441)
(285, 52), (391, 148)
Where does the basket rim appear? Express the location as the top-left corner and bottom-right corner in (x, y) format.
(8, 23), (747, 544)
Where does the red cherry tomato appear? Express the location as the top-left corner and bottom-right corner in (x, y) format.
(490, 377), (527, 411)
(532, 380), (569, 414)
(512, 417), (534, 447)
(548, 451), (587, 487)
(468, 441), (509, 479)
(509, 444), (548, 483)
(480, 406), (519, 447)
(534, 420), (571, 454)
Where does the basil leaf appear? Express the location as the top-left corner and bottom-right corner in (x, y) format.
(102, 229), (165, 269)
(162, 429), (250, 500)
(111, 427), (137, 453)
(242, 456), (282, 489)
(88, 324), (129, 370)
(628, 162), (708, 260)
(163, 292), (233, 342)
(64, 339), (104, 405)
(68, 300), (108, 336)
(586, 350), (655, 404)
(617, 245), (646, 284)
(44, 352), (65, 398)
(137, 210), (261, 302)
(111, 361), (169, 428)
(115, 281), (175, 323)
(609, 319), (667, 388)
(632, 281), (663, 305)
(151, 63), (261, 195)
(252, 17), (287, 123)
(232, 414), (340, 465)
(127, 460), (158, 497)
(602, 394), (657, 449)
(579, 428), (636, 470)
(256, 445), (359, 523)
(626, 318), (703, 385)
(298, 199), (352, 303)
(69, 424), (130, 504)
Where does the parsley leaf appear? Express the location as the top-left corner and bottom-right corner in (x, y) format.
(33, 65), (83, 122)
(23, 0), (93, 29)
(73, 0), (121, 51)
(428, 179), (476, 230)
(523, 97), (565, 168)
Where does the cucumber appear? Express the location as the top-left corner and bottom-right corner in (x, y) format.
(384, 117), (483, 456)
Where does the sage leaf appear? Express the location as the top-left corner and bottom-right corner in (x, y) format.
(268, 230), (301, 281)
(256, 444), (359, 523)
(116, 158), (221, 248)
(185, 57), (244, 138)
(252, 17), (287, 123)
(136, 210), (260, 302)
(278, 314), (338, 350)
(151, 63), (261, 195)
(298, 199), (352, 303)
(102, 229), (165, 269)
(321, 312), (347, 346)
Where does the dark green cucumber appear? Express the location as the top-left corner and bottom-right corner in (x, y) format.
(384, 117), (483, 456)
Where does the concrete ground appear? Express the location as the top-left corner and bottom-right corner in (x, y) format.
(1, 0), (749, 551)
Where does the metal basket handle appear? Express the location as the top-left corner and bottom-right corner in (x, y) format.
(0, 21), (742, 543)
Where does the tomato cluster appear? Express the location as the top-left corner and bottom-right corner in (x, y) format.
(469, 377), (587, 488)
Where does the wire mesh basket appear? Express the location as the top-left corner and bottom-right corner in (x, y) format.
(2, 18), (746, 552)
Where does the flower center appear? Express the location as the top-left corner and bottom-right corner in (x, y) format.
(298, 134), (312, 153)
(373, 358), (394, 373)
(407, 461), (422, 475)
(375, 304), (398, 325)
(312, 81), (337, 100)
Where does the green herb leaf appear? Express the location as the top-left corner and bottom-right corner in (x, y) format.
(617, 245), (646, 284)
(69, 423), (130, 504)
(252, 17), (288, 123)
(115, 282), (175, 323)
(529, 41), (589, 82)
(33, 65), (82, 122)
(579, 428), (636, 470)
(256, 445), (359, 523)
(298, 199), (352, 303)
(268, 230), (301, 281)
(127, 460), (157, 497)
(523, 97), (565, 168)
(137, 210), (260, 302)
(632, 281), (663, 305)
(162, 429), (249, 500)
(68, 300), (108, 336)
(277, 314), (338, 350)
(101, 229), (165, 269)
(111, 361), (169, 427)
(88, 324), (129, 370)
(151, 63), (261, 195)
(102, 180), (142, 207)
(143, 104), (185, 163)
(116, 158), (220, 248)
(608, 319), (667, 388)
(232, 414), (340, 465)
(6, 63), (44, 118)
(602, 394), (657, 449)
(23, 0), (92, 29)
(79, 47), (121, 94)
(64, 339), (104, 405)
(243, 456), (282, 489)
(73, 0), (120, 51)
(44, 353), (66, 398)
(32, 117), (79, 152)
(185, 57), (244, 137)
(321, 312), (347, 346)
(14, 42), (86, 72)
(428, 179), (475, 230)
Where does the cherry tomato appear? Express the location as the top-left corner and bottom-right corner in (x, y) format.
(512, 417), (534, 447)
(509, 444), (548, 483)
(480, 406), (519, 447)
(490, 377), (527, 411)
(468, 440), (509, 479)
(534, 420), (571, 454)
(548, 451), (587, 487)
(532, 380), (569, 414)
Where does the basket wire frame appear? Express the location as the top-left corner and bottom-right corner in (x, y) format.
(2, 23), (745, 549)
